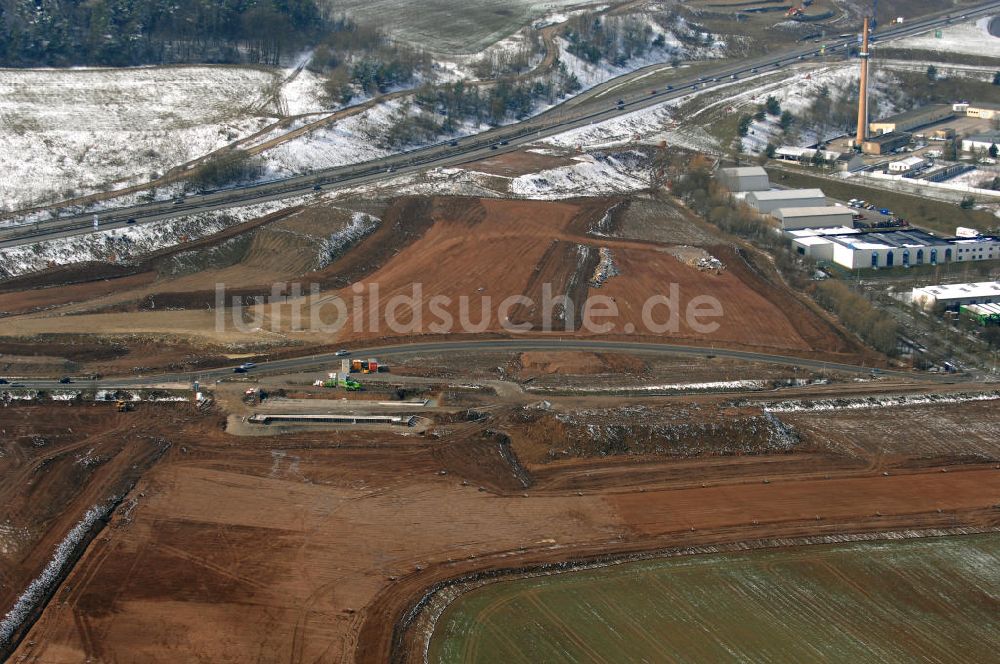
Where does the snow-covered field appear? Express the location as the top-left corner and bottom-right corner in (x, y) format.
(280, 68), (332, 116)
(0, 66), (285, 211)
(260, 101), (400, 177)
(891, 17), (1000, 59)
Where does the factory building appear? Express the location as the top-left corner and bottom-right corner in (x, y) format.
(912, 281), (1000, 310)
(774, 206), (855, 230)
(869, 104), (954, 134)
(861, 131), (911, 155)
(715, 166), (770, 192)
(887, 156), (927, 174)
(791, 229), (1000, 270)
(961, 131), (1000, 153)
(746, 188), (827, 214)
(952, 101), (1000, 121)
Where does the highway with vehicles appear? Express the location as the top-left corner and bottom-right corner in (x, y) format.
(6, 338), (969, 390)
(2, 2), (999, 250)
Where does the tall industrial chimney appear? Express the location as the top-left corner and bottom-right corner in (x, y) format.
(856, 17), (871, 149)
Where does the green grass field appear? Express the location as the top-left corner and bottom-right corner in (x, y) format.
(429, 534), (1000, 664)
(321, 0), (591, 54)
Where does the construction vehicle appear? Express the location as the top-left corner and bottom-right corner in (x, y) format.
(115, 400), (132, 412)
(316, 373), (363, 391)
(786, 5), (804, 18)
(349, 358), (381, 374)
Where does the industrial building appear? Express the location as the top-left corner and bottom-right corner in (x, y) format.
(774, 206), (854, 230)
(887, 156), (927, 174)
(792, 229), (1000, 270)
(961, 131), (1000, 153)
(869, 105), (954, 135)
(746, 188), (827, 214)
(953, 101), (1000, 121)
(962, 303), (1000, 325)
(774, 146), (841, 162)
(773, 147), (865, 173)
(912, 281), (1000, 310)
(716, 166), (770, 192)
(861, 131), (911, 155)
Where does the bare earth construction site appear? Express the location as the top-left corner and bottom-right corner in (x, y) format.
(2, 1), (1000, 662)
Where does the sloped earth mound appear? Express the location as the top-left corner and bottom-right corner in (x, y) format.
(505, 404), (801, 464)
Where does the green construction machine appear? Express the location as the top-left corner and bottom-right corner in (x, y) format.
(320, 375), (363, 391)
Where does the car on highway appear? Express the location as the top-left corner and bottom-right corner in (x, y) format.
(126, 218), (136, 224)
(233, 367), (248, 374)
(490, 144), (499, 150)
(751, 68), (758, 73)
(313, 184), (322, 191)
(0, 378), (8, 384)
(59, 377), (72, 384)
(10, 383), (24, 388)
(666, 84), (673, 90)
(880, 208), (892, 215)
(499, 140), (509, 145)
(239, 362), (256, 370)
(449, 140), (459, 146)
(335, 349), (351, 356)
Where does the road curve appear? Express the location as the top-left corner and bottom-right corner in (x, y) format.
(12, 338), (957, 389)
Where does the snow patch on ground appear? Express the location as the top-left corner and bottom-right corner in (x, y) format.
(318, 211), (380, 267)
(762, 391), (1000, 413)
(280, 68), (332, 116)
(260, 100), (403, 178)
(530, 379), (769, 394)
(0, 196), (308, 278)
(510, 151), (649, 198)
(0, 503), (111, 647)
(891, 18), (1000, 58)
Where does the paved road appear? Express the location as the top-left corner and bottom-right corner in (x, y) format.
(8, 338), (961, 390)
(2, 2), (997, 249)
